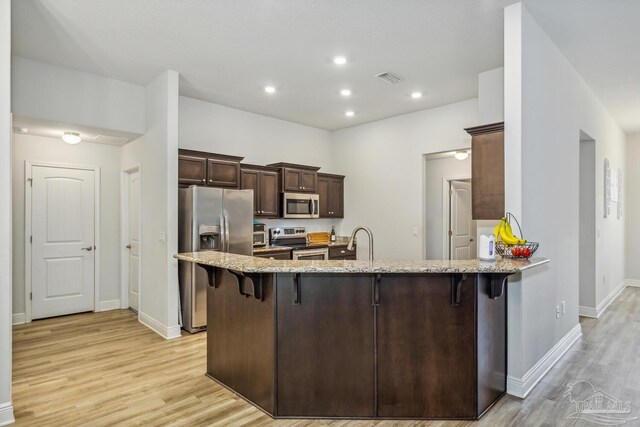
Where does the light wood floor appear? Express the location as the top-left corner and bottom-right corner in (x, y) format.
(12, 287), (640, 426)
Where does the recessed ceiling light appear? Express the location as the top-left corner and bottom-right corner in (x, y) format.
(411, 91), (423, 99)
(62, 131), (81, 145)
(264, 86), (276, 94)
(340, 89), (352, 97)
(333, 56), (347, 65)
(345, 110), (355, 117)
(454, 151), (469, 160)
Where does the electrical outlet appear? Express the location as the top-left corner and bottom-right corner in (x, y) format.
(412, 226), (418, 236)
(562, 301), (566, 315)
(556, 306), (560, 319)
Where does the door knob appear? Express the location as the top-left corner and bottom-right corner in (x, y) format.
(126, 244), (132, 249)
(470, 238), (475, 242)
(81, 246), (93, 251)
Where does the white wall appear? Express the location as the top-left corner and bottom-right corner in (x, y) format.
(332, 99), (477, 260)
(0, 0), (14, 423)
(11, 133), (123, 318)
(625, 133), (640, 281)
(179, 96), (340, 234)
(504, 3), (626, 390)
(12, 56), (146, 135)
(424, 155), (471, 259)
(478, 68), (504, 125)
(121, 70), (180, 339)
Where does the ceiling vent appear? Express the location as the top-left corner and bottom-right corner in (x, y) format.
(374, 72), (404, 84)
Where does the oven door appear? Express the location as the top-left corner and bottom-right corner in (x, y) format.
(283, 193), (319, 219)
(292, 248), (328, 260)
(253, 231), (267, 247)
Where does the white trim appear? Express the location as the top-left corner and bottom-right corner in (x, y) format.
(139, 311), (181, 340)
(12, 313), (25, 325)
(579, 281), (626, 319)
(507, 323), (582, 398)
(120, 165), (141, 311)
(25, 160), (101, 323)
(0, 402), (15, 426)
(625, 279), (640, 288)
(98, 300), (121, 312)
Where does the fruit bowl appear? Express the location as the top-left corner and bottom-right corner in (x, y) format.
(495, 241), (539, 259)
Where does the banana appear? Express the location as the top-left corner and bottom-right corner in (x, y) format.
(503, 220), (526, 245)
(499, 225), (521, 245)
(493, 218), (506, 239)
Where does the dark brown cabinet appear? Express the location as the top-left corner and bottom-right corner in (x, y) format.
(241, 164), (279, 218)
(328, 245), (356, 260)
(267, 163), (320, 193)
(253, 250), (291, 260)
(276, 273), (375, 417)
(178, 154), (207, 186)
(178, 149), (243, 189)
(317, 173), (344, 218)
(465, 122), (504, 220)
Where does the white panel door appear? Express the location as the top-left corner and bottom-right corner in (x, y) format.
(128, 171), (140, 311)
(32, 165), (95, 319)
(450, 180), (477, 260)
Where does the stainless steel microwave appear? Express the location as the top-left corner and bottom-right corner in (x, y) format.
(282, 192), (319, 219)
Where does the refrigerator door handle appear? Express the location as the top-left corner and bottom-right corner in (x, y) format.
(220, 215), (226, 252)
(224, 215), (230, 252)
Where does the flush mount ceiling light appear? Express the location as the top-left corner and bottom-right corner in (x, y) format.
(62, 131), (81, 145)
(264, 86), (276, 94)
(340, 89), (352, 97)
(454, 151), (469, 160)
(333, 56), (347, 65)
(411, 91), (423, 99)
(345, 110), (355, 117)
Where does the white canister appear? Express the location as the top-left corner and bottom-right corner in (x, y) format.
(478, 234), (496, 261)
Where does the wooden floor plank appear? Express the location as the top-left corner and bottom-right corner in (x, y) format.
(12, 288), (640, 426)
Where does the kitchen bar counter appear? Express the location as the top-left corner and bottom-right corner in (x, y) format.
(175, 251), (549, 274)
(176, 250), (548, 420)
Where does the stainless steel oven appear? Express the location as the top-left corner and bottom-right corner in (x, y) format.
(282, 192), (319, 219)
(292, 247), (329, 260)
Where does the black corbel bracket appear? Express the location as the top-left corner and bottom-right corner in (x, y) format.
(228, 270), (263, 301)
(197, 264), (218, 289)
(488, 273), (510, 299)
(451, 273), (467, 306)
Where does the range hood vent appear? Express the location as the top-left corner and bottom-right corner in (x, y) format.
(374, 72), (404, 84)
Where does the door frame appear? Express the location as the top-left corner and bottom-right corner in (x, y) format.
(24, 160), (101, 323)
(120, 165), (141, 315)
(442, 175), (472, 260)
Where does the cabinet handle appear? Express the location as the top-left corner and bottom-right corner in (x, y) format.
(209, 179), (214, 183)
(340, 250), (345, 254)
(201, 179), (205, 182)
(293, 273), (301, 305)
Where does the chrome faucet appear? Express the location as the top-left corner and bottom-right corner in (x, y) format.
(347, 226), (374, 261)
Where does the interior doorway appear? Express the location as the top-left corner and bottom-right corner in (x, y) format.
(449, 179), (477, 260)
(121, 166), (141, 313)
(25, 162), (100, 321)
(579, 132), (597, 315)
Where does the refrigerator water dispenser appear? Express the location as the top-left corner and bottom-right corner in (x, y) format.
(198, 225), (220, 251)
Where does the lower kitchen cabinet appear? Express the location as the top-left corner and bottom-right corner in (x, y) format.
(328, 245), (356, 260)
(318, 173), (344, 218)
(253, 250), (291, 260)
(276, 274), (375, 417)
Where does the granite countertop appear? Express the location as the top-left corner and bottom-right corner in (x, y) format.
(174, 251), (549, 274)
(253, 245), (293, 254)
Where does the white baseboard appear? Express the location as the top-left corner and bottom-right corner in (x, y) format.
(139, 311), (181, 340)
(98, 299), (121, 312)
(625, 279), (640, 288)
(12, 313), (25, 325)
(579, 281), (627, 319)
(507, 323), (582, 398)
(0, 402), (15, 426)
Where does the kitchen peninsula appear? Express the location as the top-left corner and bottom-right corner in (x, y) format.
(174, 251), (549, 420)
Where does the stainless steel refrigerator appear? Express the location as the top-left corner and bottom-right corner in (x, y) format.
(178, 186), (253, 333)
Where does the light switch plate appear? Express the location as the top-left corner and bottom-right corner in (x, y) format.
(158, 231), (166, 243)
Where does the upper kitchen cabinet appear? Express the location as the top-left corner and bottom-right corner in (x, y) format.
(267, 163), (320, 193)
(240, 164), (279, 218)
(464, 122), (505, 220)
(178, 149), (244, 189)
(317, 173), (344, 218)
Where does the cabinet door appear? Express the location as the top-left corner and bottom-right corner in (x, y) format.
(240, 169), (260, 215)
(259, 171), (279, 217)
(377, 274), (476, 418)
(277, 274), (375, 417)
(207, 158), (240, 188)
(283, 168), (302, 192)
(317, 176), (330, 218)
(254, 251), (290, 260)
(300, 170), (317, 192)
(329, 178), (344, 217)
(178, 155), (207, 186)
